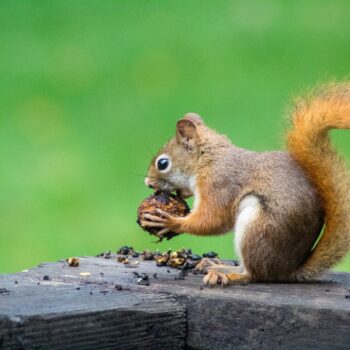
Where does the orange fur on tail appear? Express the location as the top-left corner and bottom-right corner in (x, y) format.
(287, 83), (350, 280)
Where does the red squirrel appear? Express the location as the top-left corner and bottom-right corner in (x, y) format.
(142, 83), (350, 285)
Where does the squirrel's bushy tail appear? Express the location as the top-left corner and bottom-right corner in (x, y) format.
(287, 83), (350, 281)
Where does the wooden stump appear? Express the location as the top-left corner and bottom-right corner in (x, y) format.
(0, 254), (350, 349)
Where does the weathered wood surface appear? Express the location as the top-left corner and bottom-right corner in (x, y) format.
(1, 254), (350, 350)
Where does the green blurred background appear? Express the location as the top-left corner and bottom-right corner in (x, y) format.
(1, 0), (350, 273)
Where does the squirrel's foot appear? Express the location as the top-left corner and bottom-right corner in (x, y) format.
(195, 258), (243, 275)
(203, 270), (249, 287)
(195, 257), (222, 273)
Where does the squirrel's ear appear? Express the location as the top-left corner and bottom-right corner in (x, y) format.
(176, 118), (198, 151)
(183, 112), (204, 126)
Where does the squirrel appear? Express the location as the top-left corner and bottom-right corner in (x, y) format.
(142, 83), (350, 285)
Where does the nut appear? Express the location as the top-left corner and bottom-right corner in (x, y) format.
(137, 191), (190, 241)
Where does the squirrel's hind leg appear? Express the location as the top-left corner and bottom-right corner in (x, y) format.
(196, 259), (247, 286)
(195, 257), (243, 274)
(195, 257), (222, 272)
(203, 269), (249, 286)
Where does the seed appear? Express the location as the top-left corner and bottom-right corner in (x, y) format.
(117, 256), (130, 264)
(202, 251), (218, 258)
(80, 272), (91, 277)
(117, 246), (133, 255)
(142, 250), (154, 260)
(190, 254), (201, 261)
(96, 251), (111, 259)
(67, 257), (80, 267)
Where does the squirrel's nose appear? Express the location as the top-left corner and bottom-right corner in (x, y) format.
(144, 177), (154, 189)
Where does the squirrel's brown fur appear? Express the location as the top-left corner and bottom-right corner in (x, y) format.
(287, 83), (350, 281)
(143, 83), (350, 285)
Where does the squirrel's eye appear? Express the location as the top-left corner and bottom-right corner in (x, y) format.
(155, 154), (172, 173)
(157, 158), (169, 171)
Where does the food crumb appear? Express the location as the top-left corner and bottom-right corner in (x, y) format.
(190, 254), (201, 261)
(67, 257), (80, 267)
(117, 246), (134, 255)
(142, 250), (154, 261)
(96, 251), (111, 259)
(137, 277), (150, 286)
(117, 256), (130, 264)
(174, 270), (186, 280)
(202, 251), (218, 258)
(80, 272), (91, 277)
(133, 271), (150, 286)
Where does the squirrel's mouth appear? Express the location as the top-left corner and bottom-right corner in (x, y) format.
(145, 177), (193, 199)
(163, 179), (193, 199)
(176, 188), (193, 199)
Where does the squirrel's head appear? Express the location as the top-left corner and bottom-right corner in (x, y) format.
(145, 113), (204, 198)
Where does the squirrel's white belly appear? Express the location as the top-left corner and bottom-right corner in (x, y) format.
(234, 195), (261, 269)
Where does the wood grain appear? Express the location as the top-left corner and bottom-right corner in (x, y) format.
(0, 255), (349, 349)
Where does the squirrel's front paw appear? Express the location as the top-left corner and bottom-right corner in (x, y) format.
(141, 209), (184, 236)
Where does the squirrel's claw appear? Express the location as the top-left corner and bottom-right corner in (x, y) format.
(155, 209), (174, 219)
(156, 227), (171, 238)
(141, 212), (169, 228)
(203, 270), (229, 286)
(140, 220), (167, 228)
(203, 269), (249, 287)
(143, 213), (167, 223)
